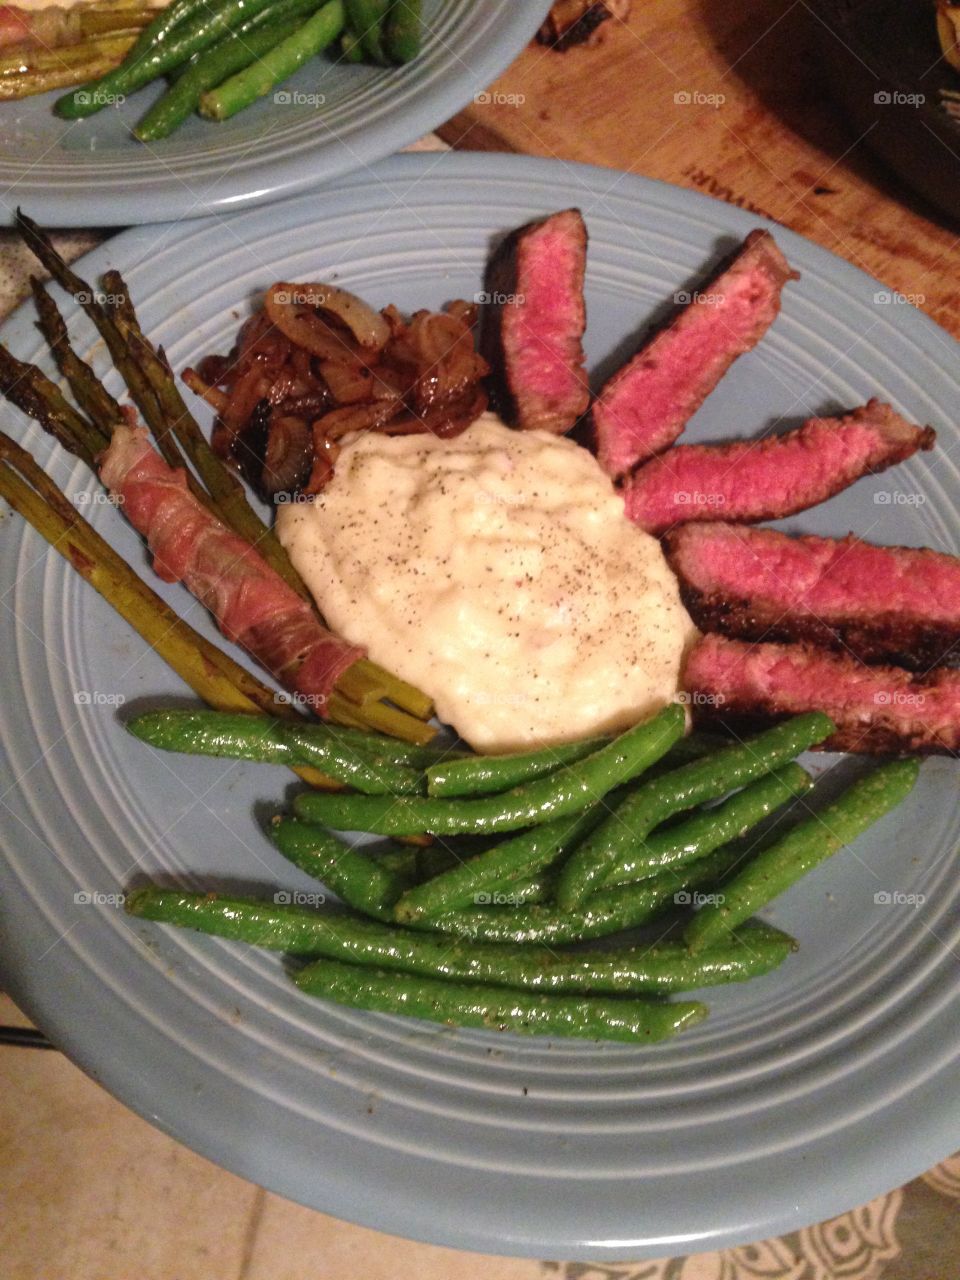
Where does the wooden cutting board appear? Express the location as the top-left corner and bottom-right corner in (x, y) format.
(440, 0), (960, 339)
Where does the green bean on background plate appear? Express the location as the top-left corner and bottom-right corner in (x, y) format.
(383, 0), (421, 63)
(126, 708), (424, 795)
(556, 712), (835, 910)
(134, 0), (320, 142)
(294, 957), (708, 1042)
(685, 758), (921, 953)
(293, 703), (686, 837)
(58, 0), (328, 117)
(126, 888), (796, 994)
(605, 763), (813, 886)
(344, 0), (389, 64)
(199, 1), (345, 121)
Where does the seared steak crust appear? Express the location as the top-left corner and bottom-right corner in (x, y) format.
(665, 523), (960, 670)
(684, 633), (960, 755)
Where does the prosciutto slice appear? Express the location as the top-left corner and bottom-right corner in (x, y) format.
(100, 425), (363, 712)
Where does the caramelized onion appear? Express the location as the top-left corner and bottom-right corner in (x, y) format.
(265, 282), (390, 360)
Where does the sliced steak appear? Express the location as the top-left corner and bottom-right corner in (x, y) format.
(593, 229), (798, 478)
(480, 208), (589, 435)
(683, 632), (960, 754)
(624, 400), (935, 535)
(665, 522), (960, 670)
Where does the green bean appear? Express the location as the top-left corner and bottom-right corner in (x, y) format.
(57, 0), (302, 118)
(294, 704), (686, 836)
(344, 0), (388, 64)
(426, 735), (609, 798)
(384, 0), (420, 63)
(126, 888), (793, 994)
(685, 758), (920, 952)
(606, 764), (813, 886)
(271, 816), (403, 918)
(340, 29), (364, 60)
(127, 709), (423, 796)
(199, 0), (344, 120)
(393, 805), (605, 922)
(294, 958), (708, 1042)
(556, 712), (834, 910)
(366, 845), (419, 884)
(407, 845), (743, 944)
(134, 4), (317, 141)
(310, 725), (465, 770)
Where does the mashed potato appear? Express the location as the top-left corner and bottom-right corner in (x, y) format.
(278, 414), (698, 752)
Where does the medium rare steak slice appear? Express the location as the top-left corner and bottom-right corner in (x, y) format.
(683, 633), (960, 754)
(624, 400), (935, 535)
(480, 208), (589, 435)
(666, 522), (960, 669)
(593, 229), (798, 479)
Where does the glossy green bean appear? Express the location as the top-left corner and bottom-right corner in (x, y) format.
(393, 805), (605, 922)
(294, 957), (708, 1042)
(293, 704), (686, 836)
(556, 712), (834, 909)
(426, 734), (609, 798)
(127, 709), (423, 795)
(407, 845), (742, 944)
(605, 763), (813, 886)
(271, 816), (403, 918)
(126, 888), (794, 994)
(685, 758), (920, 952)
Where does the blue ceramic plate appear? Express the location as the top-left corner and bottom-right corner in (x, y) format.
(0, 154), (958, 1260)
(0, 1), (549, 226)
